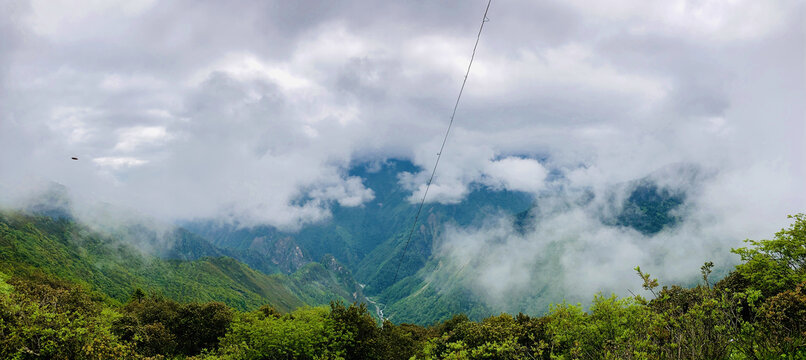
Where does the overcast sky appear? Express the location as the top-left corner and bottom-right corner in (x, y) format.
(0, 0), (803, 233)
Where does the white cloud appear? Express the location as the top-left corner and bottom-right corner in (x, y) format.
(48, 106), (99, 144)
(563, 0), (792, 41)
(92, 156), (148, 169)
(113, 126), (171, 152)
(308, 176), (375, 207)
(436, 157), (802, 312)
(482, 157), (547, 193)
(192, 53), (315, 91)
(0, 0), (802, 233)
(472, 44), (669, 106)
(100, 73), (165, 92)
(26, 0), (157, 37)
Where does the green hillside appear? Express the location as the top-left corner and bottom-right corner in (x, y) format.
(0, 213), (803, 359)
(183, 160), (698, 324)
(0, 211), (360, 313)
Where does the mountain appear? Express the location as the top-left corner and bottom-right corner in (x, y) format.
(0, 159), (694, 325)
(1, 211), (802, 359)
(375, 164), (697, 323)
(182, 159), (695, 324)
(0, 210), (365, 313)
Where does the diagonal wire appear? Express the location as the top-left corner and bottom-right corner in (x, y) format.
(392, 0), (493, 284)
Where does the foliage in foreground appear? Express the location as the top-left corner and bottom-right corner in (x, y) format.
(1, 214), (805, 359)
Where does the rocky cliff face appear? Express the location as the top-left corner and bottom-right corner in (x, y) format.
(250, 235), (309, 273)
(320, 254), (368, 305)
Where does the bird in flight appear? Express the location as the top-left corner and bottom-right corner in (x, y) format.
(71, 157), (78, 160)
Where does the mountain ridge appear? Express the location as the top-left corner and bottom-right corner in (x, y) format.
(0, 210), (365, 313)
(180, 159), (695, 323)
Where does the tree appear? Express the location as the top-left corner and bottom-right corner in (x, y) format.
(732, 214), (806, 297)
(755, 282), (806, 357)
(327, 301), (381, 360)
(174, 301), (233, 355)
(0, 273), (136, 359)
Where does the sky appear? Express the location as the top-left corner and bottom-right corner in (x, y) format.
(0, 0), (803, 239)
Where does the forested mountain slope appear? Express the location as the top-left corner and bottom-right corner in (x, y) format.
(1, 214), (803, 359)
(0, 211), (364, 312)
(4, 161), (698, 325)
(184, 160), (696, 323)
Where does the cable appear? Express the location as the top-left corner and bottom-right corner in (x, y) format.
(391, 0), (493, 284)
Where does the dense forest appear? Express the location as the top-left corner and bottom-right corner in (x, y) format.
(1, 212), (804, 359)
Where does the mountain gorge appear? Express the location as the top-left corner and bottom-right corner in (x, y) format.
(3, 159), (803, 359)
(179, 159), (693, 323)
(0, 159), (698, 325)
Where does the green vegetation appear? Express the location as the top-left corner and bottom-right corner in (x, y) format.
(615, 182), (685, 235)
(0, 211), (361, 312)
(186, 160), (694, 324)
(1, 212), (804, 358)
(184, 160), (535, 293)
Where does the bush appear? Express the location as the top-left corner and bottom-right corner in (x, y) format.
(112, 293), (233, 357)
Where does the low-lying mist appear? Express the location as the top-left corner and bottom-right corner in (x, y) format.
(431, 161), (800, 313)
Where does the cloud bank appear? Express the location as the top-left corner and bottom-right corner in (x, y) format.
(0, 0), (803, 242)
(434, 160), (799, 311)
